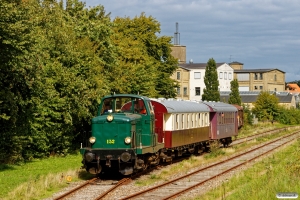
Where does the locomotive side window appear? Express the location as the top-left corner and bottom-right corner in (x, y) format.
(101, 98), (113, 115)
(147, 101), (154, 115)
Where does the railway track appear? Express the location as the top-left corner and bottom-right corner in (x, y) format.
(52, 178), (130, 200)
(49, 127), (299, 200)
(116, 130), (300, 200)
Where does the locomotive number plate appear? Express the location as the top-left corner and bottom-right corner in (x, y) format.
(107, 139), (115, 144)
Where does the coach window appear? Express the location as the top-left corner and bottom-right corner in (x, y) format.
(191, 113), (194, 128)
(176, 114), (179, 130)
(182, 114), (185, 129)
(187, 114), (189, 128)
(205, 113), (208, 126)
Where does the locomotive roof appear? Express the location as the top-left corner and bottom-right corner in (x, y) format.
(102, 94), (151, 101)
(201, 101), (238, 112)
(151, 99), (211, 113)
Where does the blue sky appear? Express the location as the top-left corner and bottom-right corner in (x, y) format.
(84, 0), (300, 82)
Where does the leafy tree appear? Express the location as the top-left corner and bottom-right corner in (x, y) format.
(0, 0), (36, 162)
(111, 13), (178, 98)
(27, 0), (115, 157)
(242, 104), (253, 126)
(228, 79), (241, 105)
(252, 91), (279, 122)
(202, 58), (220, 101)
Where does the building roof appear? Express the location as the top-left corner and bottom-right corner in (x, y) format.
(179, 63), (226, 70)
(234, 68), (285, 73)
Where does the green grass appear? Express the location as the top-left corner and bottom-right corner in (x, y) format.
(192, 139), (300, 200)
(0, 153), (93, 200)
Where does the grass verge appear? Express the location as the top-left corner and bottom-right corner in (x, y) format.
(0, 153), (92, 200)
(193, 138), (300, 200)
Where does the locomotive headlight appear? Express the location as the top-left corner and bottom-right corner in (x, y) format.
(89, 136), (96, 144)
(124, 137), (131, 144)
(107, 115), (113, 122)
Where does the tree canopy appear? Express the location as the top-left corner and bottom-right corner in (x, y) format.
(228, 79), (241, 105)
(252, 91), (279, 122)
(202, 58), (220, 101)
(0, 0), (179, 163)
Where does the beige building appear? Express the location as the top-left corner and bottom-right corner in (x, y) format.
(229, 62), (285, 92)
(170, 66), (190, 100)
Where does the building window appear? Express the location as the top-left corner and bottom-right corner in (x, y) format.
(224, 72), (227, 80)
(260, 73), (263, 80)
(177, 87), (180, 95)
(194, 72), (201, 79)
(219, 72), (223, 79)
(183, 87), (187, 96)
(254, 73), (258, 80)
(254, 86), (258, 90)
(260, 86), (263, 90)
(228, 72), (232, 80)
(177, 72), (180, 80)
(274, 74), (277, 81)
(195, 87), (200, 96)
(275, 88), (277, 92)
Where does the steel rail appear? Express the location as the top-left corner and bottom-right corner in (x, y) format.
(53, 177), (98, 200)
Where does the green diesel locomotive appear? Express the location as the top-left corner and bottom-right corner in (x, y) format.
(80, 94), (164, 175)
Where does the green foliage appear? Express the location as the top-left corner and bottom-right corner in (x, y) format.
(242, 104), (253, 126)
(252, 91), (279, 122)
(228, 79), (241, 105)
(202, 58), (220, 101)
(276, 106), (300, 125)
(0, 0), (179, 163)
(0, 0), (36, 163)
(111, 13), (178, 97)
(0, 0), (115, 163)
